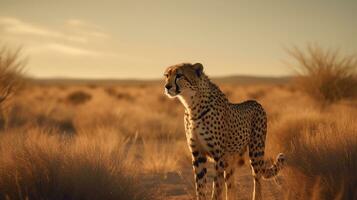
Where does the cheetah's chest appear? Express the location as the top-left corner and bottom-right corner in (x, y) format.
(186, 111), (226, 157)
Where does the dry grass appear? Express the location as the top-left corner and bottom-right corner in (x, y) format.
(0, 47), (356, 199)
(140, 139), (189, 174)
(269, 108), (357, 200)
(1, 80), (354, 200)
(287, 44), (357, 104)
(1, 79), (356, 199)
(0, 128), (153, 200)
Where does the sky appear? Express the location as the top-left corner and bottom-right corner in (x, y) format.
(0, 0), (356, 79)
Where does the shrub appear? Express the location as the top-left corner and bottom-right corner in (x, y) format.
(287, 44), (357, 103)
(66, 90), (92, 105)
(0, 47), (23, 103)
(0, 46), (24, 129)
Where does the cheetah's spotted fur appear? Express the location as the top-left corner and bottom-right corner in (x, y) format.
(164, 63), (285, 200)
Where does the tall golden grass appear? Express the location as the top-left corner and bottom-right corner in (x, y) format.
(269, 107), (357, 200)
(0, 129), (152, 200)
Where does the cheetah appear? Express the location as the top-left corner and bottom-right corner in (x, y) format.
(164, 63), (285, 200)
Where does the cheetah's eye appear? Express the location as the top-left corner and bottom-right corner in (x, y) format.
(164, 73), (169, 78)
(176, 74), (183, 78)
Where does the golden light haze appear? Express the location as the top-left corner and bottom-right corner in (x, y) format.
(0, 0), (356, 79)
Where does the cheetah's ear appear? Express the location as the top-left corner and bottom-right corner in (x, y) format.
(192, 63), (203, 77)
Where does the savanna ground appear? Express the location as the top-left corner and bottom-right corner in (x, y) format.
(0, 46), (356, 200)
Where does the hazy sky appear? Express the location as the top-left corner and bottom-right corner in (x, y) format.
(0, 0), (356, 79)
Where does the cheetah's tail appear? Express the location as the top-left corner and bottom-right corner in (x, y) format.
(262, 153), (286, 179)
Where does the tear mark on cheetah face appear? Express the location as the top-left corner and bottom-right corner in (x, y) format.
(163, 63), (203, 98)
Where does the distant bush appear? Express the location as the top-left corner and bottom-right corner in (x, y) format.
(247, 89), (266, 100)
(116, 92), (134, 101)
(287, 44), (357, 103)
(104, 87), (134, 101)
(104, 87), (117, 96)
(66, 90), (92, 105)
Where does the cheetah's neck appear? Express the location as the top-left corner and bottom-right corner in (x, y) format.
(179, 76), (228, 117)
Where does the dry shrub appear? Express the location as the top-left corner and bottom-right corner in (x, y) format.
(59, 85), (69, 91)
(87, 84), (97, 89)
(104, 87), (117, 96)
(0, 47), (24, 129)
(270, 110), (357, 199)
(0, 128), (153, 200)
(66, 90), (92, 105)
(104, 87), (134, 101)
(247, 89), (266, 100)
(0, 47), (23, 103)
(287, 44), (357, 104)
(116, 92), (134, 101)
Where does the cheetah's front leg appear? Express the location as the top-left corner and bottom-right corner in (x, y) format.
(212, 159), (225, 200)
(191, 150), (209, 200)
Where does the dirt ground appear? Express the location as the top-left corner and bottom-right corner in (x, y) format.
(145, 162), (283, 200)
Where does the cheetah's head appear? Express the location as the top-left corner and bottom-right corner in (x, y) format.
(163, 63), (204, 98)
